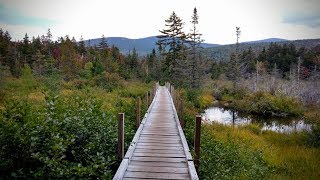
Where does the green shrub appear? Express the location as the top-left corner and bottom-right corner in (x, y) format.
(92, 72), (123, 92)
(0, 94), (118, 178)
(232, 92), (303, 117)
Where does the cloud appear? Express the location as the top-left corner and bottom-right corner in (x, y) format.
(283, 13), (320, 28)
(0, 3), (55, 28)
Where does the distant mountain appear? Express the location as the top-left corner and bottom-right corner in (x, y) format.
(244, 38), (287, 44)
(84, 36), (219, 56)
(201, 38), (320, 61)
(84, 36), (320, 59)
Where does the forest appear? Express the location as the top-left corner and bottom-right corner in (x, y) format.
(1, 8), (320, 179)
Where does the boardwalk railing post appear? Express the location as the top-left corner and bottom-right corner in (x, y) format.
(180, 99), (185, 129)
(136, 97), (141, 129)
(194, 115), (201, 171)
(146, 91), (149, 108)
(118, 113), (124, 160)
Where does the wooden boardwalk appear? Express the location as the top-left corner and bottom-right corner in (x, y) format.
(113, 86), (198, 179)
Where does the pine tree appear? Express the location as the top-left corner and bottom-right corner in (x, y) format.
(99, 34), (108, 50)
(21, 33), (32, 66)
(188, 7), (205, 88)
(157, 11), (187, 82)
(78, 35), (86, 57)
(227, 27), (241, 87)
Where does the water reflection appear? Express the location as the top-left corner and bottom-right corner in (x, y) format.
(202, 107), (312, 134)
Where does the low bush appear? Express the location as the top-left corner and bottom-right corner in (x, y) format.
(0, 93), (118, 178)
(232, 92), (303, 117)
(91, 72), (124, 92)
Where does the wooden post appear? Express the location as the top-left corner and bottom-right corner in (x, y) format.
(180, 99), (185, 129)
(118, 113), (124, 160)
(194, 115), (201, 170)
(146, 91), (149, 108)
(136, 97), (141, 129)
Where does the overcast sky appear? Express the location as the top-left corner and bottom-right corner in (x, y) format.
(1, 0), (320, 44)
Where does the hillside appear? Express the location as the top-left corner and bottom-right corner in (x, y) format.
(202, 38), (320, 61)
(84, 36), (320, 59)
(84, 36), (219, 56)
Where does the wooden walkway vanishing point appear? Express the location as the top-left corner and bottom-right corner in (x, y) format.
(113, 86), (199, 179)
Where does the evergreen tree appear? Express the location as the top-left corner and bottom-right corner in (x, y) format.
(187, 7), (205, 88)
(227, 27), (241, 87)
(99, 34), (108, 50)
(78, 35), (86, 57)
(21, 33), (32, 66)
(157, 11), (187, 82)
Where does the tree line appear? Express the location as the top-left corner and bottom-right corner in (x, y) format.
(1, 8), (320, 91)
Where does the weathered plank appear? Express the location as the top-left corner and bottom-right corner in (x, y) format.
(135, 145), (184, 151)
(131, 157), (187, 163)
(134, 149), (184, 154)
(130, 160), (188, 168)
(133, 152), (186, 158)
(127, 166), (189, 174)
(124, 172), (190, 179)
(136, 142), (182, 147)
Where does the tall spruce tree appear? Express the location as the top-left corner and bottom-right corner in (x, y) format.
(99, 34), (108, 50)
(227, 27), (241, 88)
(188, 7), (205, 88)
(157, 11), (187, 83)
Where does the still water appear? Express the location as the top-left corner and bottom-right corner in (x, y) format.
(202, 107), (312, 134)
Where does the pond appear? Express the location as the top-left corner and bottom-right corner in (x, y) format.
(202, 107), (312, 134)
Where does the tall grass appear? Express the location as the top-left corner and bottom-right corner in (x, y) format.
(201, 123), (320, 178)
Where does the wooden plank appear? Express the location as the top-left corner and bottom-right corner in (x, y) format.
(141, 132), (178, 136)
(137, 142), (182, 147)
(188, 160), (199, 180)
(134, 149), (185, 154)
(135, 145), (184, 151)
(113, 159), (128, 180)
(139, 134), (180, 138)
(141, 131), (178, 135)
(138, 139), (181, 144)
(139, 137), (180, 141)
(124, 172), (190, 180)
(127, 166), (188, 174)
(131, 157), (187, 163)
(123, 178), (154, 180)
(141, 129), (178, 133)
(130, 161), (187, 168)
(143, 126), (177, 129)
(133, 152), (185, 158)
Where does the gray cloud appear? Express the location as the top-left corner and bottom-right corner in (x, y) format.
(0, 3), (55, 28)
(283, 13), (320, 28)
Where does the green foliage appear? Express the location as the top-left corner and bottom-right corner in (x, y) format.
(232, 92), (303, 117)
(199, 127), (270, 179)
(92, 72), (123, 92)
(81, 61), (93, 79)
(309, 124), (320, 147)
(21, 65), (38, 91)
(0, 94), (117, 178)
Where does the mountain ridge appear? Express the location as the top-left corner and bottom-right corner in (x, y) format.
(83, 36), (319, 58)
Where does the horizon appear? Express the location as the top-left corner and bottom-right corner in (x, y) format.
(1, 0), (320, 44)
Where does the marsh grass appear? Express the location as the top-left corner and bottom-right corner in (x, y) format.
(202, 123), (320, 178)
